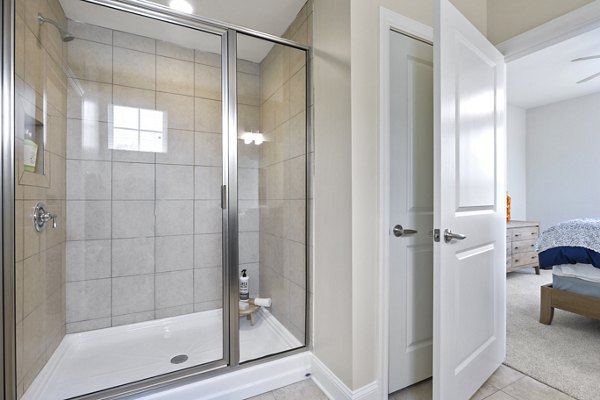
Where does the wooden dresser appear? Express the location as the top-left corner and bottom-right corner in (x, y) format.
(506, 220), (540, 274)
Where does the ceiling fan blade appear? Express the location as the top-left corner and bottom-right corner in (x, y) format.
(572, 55), (600, 62)
(577, 71), (600, 84)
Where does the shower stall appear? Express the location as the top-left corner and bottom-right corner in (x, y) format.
(1, 0), (311, 397)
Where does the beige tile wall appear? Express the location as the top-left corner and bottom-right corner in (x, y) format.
(258, 0), (312, 344)
(15, 0), (69, 396)
(64, 21), (262, 333)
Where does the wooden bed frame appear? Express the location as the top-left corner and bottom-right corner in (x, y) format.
(540, 283), (600, 325)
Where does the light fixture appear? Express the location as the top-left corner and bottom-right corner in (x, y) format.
(169, 0), (193, 14)
(242, 132), (265, 145)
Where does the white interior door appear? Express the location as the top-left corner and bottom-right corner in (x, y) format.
(433, 1), (506, 399)
(388, 30), (434, 394)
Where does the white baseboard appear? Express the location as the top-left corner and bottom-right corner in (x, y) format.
(311, 355), (379, 400)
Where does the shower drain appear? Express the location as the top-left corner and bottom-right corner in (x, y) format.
(170, 354), (189, 364)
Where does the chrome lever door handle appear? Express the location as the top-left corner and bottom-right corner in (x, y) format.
(393, 225), (418, 237)
(444, 229), (466, 243)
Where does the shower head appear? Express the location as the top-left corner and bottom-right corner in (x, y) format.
(37, 13), (75, 42)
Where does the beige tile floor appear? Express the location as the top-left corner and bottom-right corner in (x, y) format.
(248, 364), (576, 400)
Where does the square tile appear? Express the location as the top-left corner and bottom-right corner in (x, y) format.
(67, 160), (111, 200)
(112, 237), (154, 276)
(239, 231), (259, 264)
(239, 199), (259, 232)
(112, 274), (154, 316)
(156, 164), (194, 200)
(156, 270), (193, 309)
(193, 267), (222, 303)
(67, 201), (111, 240)
(66, 239), (111, 281)
(156, 235), (193, 272)
(503, 376), (573, 400)
(194, 233), (222, 268)
(67, 119), (111, 161)
(68, 39), (112, 83)
(194, 166), (222, 200)
(194, 63), (221, 100)
(194, 132), (222, 166)
(112, 200), (155, 239)
(194, 97), (222, 133)
(112, 162), (155, 200)
(113, 47), (155, 90)
(194, 200), (222, 234)
(66, 279), (111, 322)
(239, 168), (259, 200)
(155, 304), (194, 319)
(156, 200), (194, 236)
(67, 80), (112, 122)
(157, 56), (194, 96)
(486, 365), (525, 390)
(156, 129), (194, 165)
(157, 92), (194, 131)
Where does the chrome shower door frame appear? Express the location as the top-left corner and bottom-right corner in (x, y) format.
(2, 0), (16, 397)
(1, 0), (311, 397)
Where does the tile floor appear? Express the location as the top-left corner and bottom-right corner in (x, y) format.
(248, 364), (576, 400)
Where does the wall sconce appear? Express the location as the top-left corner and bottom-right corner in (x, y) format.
(242, 132), (265, 145)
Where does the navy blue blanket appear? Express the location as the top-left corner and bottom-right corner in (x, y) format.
(538, 246), (600, 270)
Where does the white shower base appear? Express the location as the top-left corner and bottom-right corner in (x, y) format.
(23, 308), (301, 400)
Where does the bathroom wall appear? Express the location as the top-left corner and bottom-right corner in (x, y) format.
(14, 0), (68, 396)
(64, 21), (261, 333)
(258, 1), (312, 343)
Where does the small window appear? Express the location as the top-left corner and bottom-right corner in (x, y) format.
(109, 105), (168, 153)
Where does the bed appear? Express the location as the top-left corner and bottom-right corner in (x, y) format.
(536, 219), (600, 325)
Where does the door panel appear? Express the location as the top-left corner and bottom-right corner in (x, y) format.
(434, 0), (506, 399)
(388, 30), (434, 394)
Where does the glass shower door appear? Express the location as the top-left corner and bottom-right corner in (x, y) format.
(234, 33), (308, 363)
(14, 1), (229, 397)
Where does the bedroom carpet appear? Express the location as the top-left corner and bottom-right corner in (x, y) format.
(506, 269), (600, 400)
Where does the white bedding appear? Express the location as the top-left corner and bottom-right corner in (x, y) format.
(552, 263), (600, 283)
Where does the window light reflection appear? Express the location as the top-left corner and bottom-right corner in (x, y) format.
(109, 105), (168, 153)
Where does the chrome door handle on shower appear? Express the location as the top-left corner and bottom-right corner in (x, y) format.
(393, 224), (418, 237)
(444, 229), (466, 243)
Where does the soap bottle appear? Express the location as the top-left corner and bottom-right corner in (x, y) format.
(23, 129), (38, 173)
(240, 269), (249, 301)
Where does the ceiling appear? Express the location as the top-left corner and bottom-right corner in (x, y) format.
(59, 0), (306, 63)
(508, 26), (600, 109)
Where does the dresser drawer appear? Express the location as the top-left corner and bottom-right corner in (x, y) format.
(512, 238), (537, 254)
(511, 227), (538, 241)
(512, 251), (538, 267)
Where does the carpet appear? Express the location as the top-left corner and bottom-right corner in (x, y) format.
(505, 269), (600, 400)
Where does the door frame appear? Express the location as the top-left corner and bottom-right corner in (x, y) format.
(377, 7), (433, 398)
(377, 4), (600, 399)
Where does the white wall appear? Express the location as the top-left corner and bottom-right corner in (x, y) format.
(507, 104), (527, 220)
(313, 0), (354, 388)
(526, 93), (600, 230)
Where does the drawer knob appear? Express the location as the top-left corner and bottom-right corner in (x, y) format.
(514, 246), (519, 250)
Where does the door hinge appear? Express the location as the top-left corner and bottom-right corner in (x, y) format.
(433, 228), (440, 242)
(221, 185), (227, 209)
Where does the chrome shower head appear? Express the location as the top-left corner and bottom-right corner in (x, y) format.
(37, 13), (74, 42)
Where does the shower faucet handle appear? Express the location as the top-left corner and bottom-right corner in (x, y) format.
(33, 202), (58, 231)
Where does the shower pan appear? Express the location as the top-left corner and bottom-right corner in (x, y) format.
(1, 0), (311, 398)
